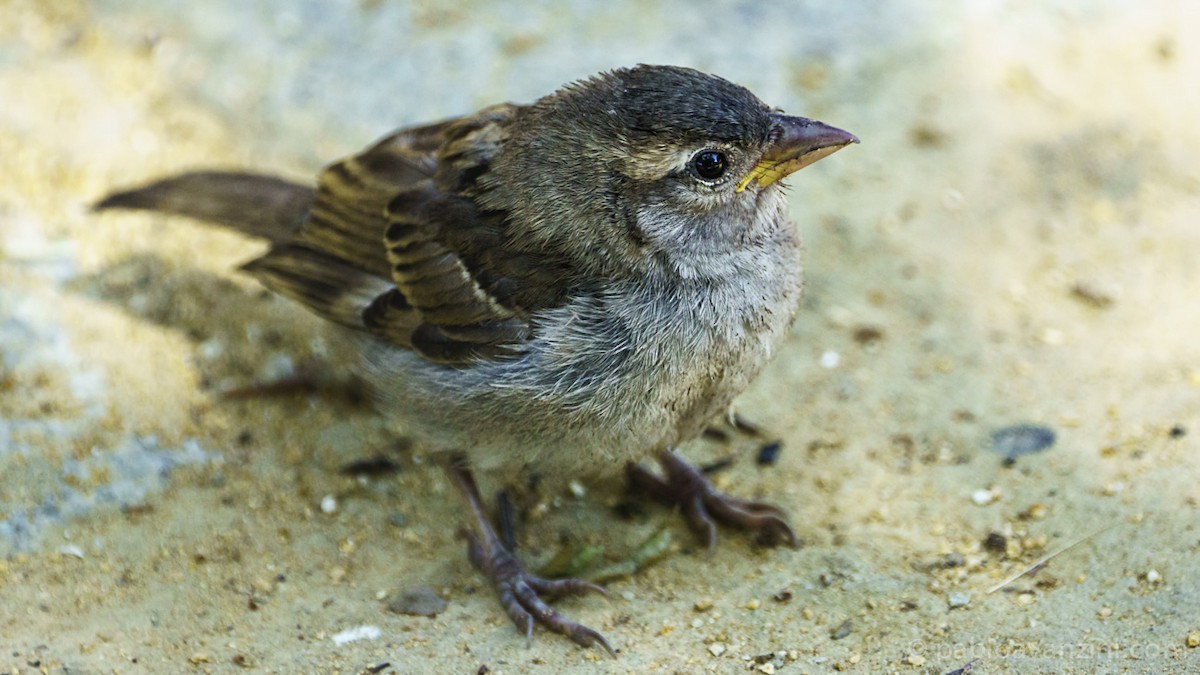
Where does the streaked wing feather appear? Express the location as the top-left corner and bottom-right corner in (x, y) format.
(242, 104), (565, 365)
(241, 244), (397, 333)
(293, 121), (456, 278)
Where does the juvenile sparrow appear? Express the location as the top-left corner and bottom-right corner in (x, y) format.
(96, 64), (857, 655)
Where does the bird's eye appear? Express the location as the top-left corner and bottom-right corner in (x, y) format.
(690, 149), (728, 181)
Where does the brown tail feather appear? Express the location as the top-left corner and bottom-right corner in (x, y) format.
(94, 171), (316, 244)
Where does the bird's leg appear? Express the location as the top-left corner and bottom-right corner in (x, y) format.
(627, 448), (798, 550)
(444, 454), (615, 657)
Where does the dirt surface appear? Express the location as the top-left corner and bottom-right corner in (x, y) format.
(2, 1), (1199, 673)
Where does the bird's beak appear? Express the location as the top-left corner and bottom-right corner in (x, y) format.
(736, 114), (859, 192)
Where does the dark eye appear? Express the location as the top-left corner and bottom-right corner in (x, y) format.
(691, 149), (728, 180)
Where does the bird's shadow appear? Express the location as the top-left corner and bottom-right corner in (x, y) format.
(68, 252), (354, 397)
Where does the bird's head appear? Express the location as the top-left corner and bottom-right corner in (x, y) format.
(490, 65), (858, 279)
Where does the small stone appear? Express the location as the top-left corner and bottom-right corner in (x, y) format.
(190, 653), (211, 664)
(906, 652), (926, 667)
(1098, 606), (1113, 619)
(260, 352), (297, 381)
(1187, 631), (1200, 648)
(330, 625), (381, 645)
(971, 488), (999, 506)
(756, 442), (782, 466)
(820, 350), (841, 369)
(320, 495), (338, 514)
(708, 643), (726, 657)
(745, 599), (761, 610)
(567, 480), (586, 498)
(1145, 569), (1162, 584)
(758, 663), (776, 674)
(56, 544), (85, 559)
(830, 619), (852, 640)
(1018, 503), (1048, 520)
(948, 592), (971, 609)
(328, 565), (347, 584)
(991, 424), (1056, 462)
(852, 325), (885, 345)
(694, 598), (714, 612)
(386, 584), (447, 617)
(1070, 280), (1118, 308)
(983, 532), (1007, 553)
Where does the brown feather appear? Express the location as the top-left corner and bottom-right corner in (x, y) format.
(99, 103), (575, 365)
(93, 171), (314, 243)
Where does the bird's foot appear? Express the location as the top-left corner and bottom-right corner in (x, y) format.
(627, 448), (798, 550)
(463, 530), (614, 656)
(446, 459), (614, 656)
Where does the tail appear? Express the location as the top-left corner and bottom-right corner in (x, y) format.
(94, 171), (316, 244)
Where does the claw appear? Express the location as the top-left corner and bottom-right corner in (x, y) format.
(447, 459), (616, 656)
(629, 449), (798, 550)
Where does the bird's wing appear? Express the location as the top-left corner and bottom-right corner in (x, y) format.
(245, 104), (566, 365)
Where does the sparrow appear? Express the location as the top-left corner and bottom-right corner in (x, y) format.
(96, 64), (857, 656)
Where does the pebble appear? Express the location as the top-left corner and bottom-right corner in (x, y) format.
(948, 592), (971, 609)
(971, 488), (999, 506)
(320, 495), (338, 514)
(330, 625), (381, 645)
(820, 350), (841, 369)
(991, 424), (1056, 462)
(386, 584), (448, 617)
(708, 643), (726, 657)
(1070, 280), (1118, 308)
(756, 441), (782, 466)
(694, 598), (714, 612)
(260, 352), (297, 381)
(56, 544), (85, 559)
(1018, 502), (1048, 520)
(1187, 631), (1200, 648)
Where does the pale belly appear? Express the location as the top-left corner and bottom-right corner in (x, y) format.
(358, 258), (802, 478)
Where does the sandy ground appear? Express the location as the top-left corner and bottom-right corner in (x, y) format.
(2, 1), (1199, 673)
